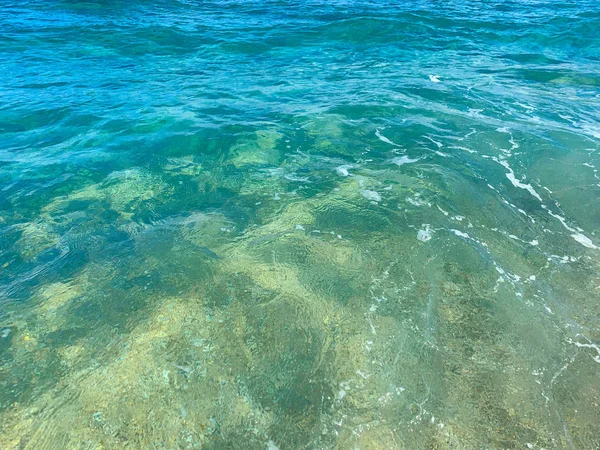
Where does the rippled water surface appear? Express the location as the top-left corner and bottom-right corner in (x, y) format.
(1, 1), (600, 448)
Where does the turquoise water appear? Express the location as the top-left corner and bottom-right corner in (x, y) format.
(1, 0), (600, 448)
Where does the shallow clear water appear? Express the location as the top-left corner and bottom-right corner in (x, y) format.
(1, 1), (600, 448)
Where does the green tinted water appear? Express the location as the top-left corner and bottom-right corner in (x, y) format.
(1, 1), (600, 449)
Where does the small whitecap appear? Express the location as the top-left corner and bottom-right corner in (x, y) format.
(429, 75), (441, 83)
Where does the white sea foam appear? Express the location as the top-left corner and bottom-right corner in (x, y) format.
(451, 229), (470, 239)
(571, 233), (598, 249)
(424, 135), (443, 148)
(498, 159), (543, 202)
(487, 138), (597, 251)
(375, 129), (399, 146)
(542, 206), (597, 249)
(568, 337), (600, 364)
(429, 75), (441, 83)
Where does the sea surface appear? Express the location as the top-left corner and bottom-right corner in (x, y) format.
(1, 1), (600, 448)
